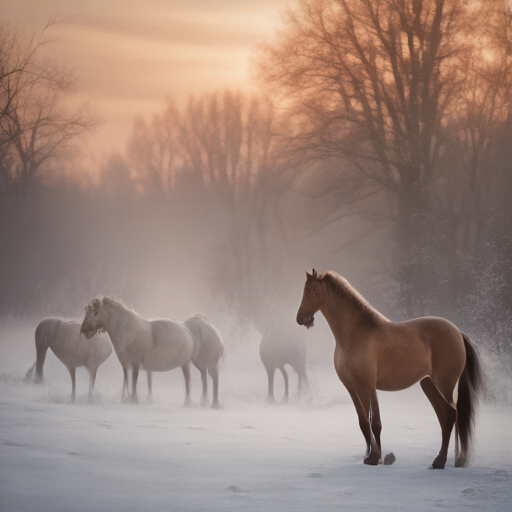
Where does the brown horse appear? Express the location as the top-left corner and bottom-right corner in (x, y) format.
(296, 269), (484, 469)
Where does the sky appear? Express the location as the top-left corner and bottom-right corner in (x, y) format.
(1, 0), (290, 160)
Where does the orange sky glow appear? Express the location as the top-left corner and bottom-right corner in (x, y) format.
(2, 0), (290, 162)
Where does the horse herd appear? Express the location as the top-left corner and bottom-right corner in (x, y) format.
(24, 270), (485, 471)
(25, 297), (308, 408)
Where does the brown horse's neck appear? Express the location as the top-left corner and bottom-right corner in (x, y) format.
(319, 275), (387, 348)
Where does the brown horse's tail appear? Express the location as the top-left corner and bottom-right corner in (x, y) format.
(456, 332), (485, 467)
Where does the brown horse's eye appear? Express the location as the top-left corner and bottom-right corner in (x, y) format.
(93, 309), (97, 316)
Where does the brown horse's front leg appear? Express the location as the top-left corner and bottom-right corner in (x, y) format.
(420, 377), (457, 469)
(347, 386), (380, 464)
(370, 390), (382, 456)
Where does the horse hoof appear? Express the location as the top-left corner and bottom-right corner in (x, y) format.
(363, 453), (380, 466)
(454, 456), (465, 468)
(383, 452), (396, 465)
(429, 456), (446, 469)
(211, 402), (222, 410)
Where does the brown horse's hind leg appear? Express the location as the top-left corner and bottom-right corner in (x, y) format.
(420, 377), (457, 469)
(454, 421), (461, 463)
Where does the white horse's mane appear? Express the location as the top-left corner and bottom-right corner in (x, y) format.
(90, 295), (137, 314)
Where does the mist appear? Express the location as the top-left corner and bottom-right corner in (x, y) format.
(1, 2), (512, 511)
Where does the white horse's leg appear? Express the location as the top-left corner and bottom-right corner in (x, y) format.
(122, 368), (129, 402)
(279, 366), (289, 404)
(131, 365), (140, 404)
(208, 364), (220, 409)
(181, 363), (191, 407)
(67, 367), (76, 403)
(265, 365), (276, 404)
(88, 368), (98, 402)
(147, 370), (153, 402)
(200, 369), (209, 407)
(297, 366), (309, 400)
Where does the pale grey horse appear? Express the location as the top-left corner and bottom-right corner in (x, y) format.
(80, 297), (196, 404)
(184, 314), (224, 408)
(25, 317), (112, 402)
(260, 320), (309, 403)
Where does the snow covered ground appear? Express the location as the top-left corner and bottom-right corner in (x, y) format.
(1, 322), (511, 512)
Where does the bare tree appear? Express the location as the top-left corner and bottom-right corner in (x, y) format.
(179, 90), (295, 325)
(257, 0), (506, 314)
(127, 98), (182, 196)
(437, 4), (512, 293)
(0, 20), (96, 200)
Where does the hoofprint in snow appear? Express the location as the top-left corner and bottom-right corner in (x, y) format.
(1, 358), (511, 512)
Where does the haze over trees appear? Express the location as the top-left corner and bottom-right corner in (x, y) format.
(258, 0), (512, 318)
(0, 2), (511, 377)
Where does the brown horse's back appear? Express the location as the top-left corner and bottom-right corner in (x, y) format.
(374, 317), (466, 396)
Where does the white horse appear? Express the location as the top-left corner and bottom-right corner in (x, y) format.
(259, 320), (309, 403)
(80, 297), (196, 404)
(25, 317), (112, 402)
(184, 314), (224, 408)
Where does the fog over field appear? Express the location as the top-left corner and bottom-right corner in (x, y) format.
(1, 319), (512, 512)
(2, 1), (512, 511)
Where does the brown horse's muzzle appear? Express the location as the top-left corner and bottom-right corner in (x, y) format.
(297, 310), (315, 329)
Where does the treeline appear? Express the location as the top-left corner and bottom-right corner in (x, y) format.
(1, 3), (512, 362)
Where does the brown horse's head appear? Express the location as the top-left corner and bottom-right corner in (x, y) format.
(296, 269), (324, 329)
(80, 298), (106, 338)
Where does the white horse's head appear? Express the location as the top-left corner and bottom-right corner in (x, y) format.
(81, 298), (107, 338)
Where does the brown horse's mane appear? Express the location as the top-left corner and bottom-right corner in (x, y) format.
(320, 271), (388, 327)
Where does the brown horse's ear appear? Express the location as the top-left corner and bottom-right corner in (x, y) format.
(312, 269), (317, 278)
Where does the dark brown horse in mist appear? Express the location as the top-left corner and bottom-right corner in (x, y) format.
(296, 270), (484, 469)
